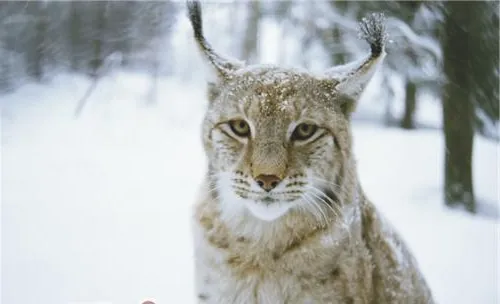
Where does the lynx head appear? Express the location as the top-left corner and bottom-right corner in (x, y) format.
(188, 1), (386, 222)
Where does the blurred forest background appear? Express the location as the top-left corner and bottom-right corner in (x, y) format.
(0, 0), (498, 214)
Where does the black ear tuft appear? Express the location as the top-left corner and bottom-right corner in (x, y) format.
(325, 12), (387, 105)
(185, 0), (243, 77)
(358, 12), (387, 58)
(186, 1), (204, 42)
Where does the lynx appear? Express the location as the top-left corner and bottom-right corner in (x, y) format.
(188, 1), (434, 303)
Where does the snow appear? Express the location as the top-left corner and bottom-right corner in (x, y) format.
(1, 70), (499, 304)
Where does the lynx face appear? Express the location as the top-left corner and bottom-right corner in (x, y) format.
(203, 67), (354, 221)
(187, 1), (386, 222)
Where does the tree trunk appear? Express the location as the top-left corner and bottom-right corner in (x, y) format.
(25, 2), (46, 80)
(69, 2), (81, 71)
(241, 1), (261, 63)
(331, 26), (346, 65)
(90, 2), (107, 76)
(400, 80), (417, 129)
(34, 5), (47, 80)
(442, 1), (476, 213)
(0, 51), (11, 91)
(328, 1), (350, 65)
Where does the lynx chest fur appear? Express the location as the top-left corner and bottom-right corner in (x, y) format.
(187, 1), (434, 303)
(193, 188), (378, 304)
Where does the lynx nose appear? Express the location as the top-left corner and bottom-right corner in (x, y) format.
(255, 174), (282, 192)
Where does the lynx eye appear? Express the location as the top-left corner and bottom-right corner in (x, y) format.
(228, 119), (251, 137)
(291, 123), (318, 141)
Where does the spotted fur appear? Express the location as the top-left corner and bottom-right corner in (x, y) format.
(188, 1), (434, 303)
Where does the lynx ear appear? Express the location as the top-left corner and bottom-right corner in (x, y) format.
(187, 0), (244, 81)
(326, 12), (387, 110)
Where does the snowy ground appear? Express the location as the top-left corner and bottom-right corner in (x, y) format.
(1, 71), (498, 304)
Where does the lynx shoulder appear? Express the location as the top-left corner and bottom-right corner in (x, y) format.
(187, 1), (434, 303)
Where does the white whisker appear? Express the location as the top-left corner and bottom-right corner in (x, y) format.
(306, 186), (353, 242)
(303, 193), (329, 227)
(307, 186), (341, 217)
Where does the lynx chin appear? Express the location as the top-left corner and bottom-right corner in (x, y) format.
(187, 1), (434, 303)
